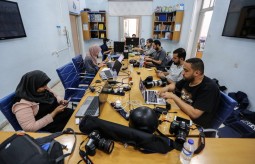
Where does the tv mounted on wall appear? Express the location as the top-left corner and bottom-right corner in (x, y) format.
(222, 0), (255, 39)
(0, 0), (26, 40)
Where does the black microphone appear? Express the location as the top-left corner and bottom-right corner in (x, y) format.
(107, 80), (121, 84)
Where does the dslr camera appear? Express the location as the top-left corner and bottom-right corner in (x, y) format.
(169, 120), (190, 144)
(85, 130), (114, 156)
(143, 76), (168, 89)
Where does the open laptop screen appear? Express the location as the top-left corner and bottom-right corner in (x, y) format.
(117, 54), (124, 62)
(112, 59), (122, 75)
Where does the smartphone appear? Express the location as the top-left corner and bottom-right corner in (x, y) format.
(174, 116), (192, 126)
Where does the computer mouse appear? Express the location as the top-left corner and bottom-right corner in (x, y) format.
(95, 80), (101, 83)
(123, 86), (131, 91)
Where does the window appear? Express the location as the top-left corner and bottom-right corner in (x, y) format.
(120, 17), (140, 41)
(202, 0), (215, 9)
(124, 18), (139, 38)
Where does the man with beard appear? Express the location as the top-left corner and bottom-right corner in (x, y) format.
(158, 58), (220, 128)
(157, 48), (186, 83)
(144, 40), (166, 69)
(132, 38), (155, 57)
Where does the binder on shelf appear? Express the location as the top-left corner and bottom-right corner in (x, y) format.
(98, 24), (104, 30)
(159, 14), (167, 21)
(100, 33), (105, 38)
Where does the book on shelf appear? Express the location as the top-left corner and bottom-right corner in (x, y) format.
(98, 24), (104, 30)
(165, 32), (170, 39)
(100, 33), (105, 38)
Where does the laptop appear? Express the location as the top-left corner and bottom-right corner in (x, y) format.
(75, 90), (108, 118)
(100, 55), (124, 80)
(107, 54), (124, 68)
(139, 78), (166, 105)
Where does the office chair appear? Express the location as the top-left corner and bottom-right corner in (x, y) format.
(72, 54), (95, 78)
(203, 91), (237, 137)
(56, 62), (89, 102)
(0, 92), (22, 131)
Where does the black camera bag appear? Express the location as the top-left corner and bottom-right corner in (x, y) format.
(0, 128), (76, 164)
(79, 115), (174, 154)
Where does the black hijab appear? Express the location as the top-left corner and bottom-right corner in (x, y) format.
(15, 70), (55, 104)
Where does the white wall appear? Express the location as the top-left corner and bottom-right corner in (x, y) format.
(0, 0), (74, 122)
(203, 0), (255, 110)
(83, 0), (196, 56)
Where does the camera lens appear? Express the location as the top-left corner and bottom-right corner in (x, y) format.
(98, 138), (114, 154)
(158, 80), (163, 86)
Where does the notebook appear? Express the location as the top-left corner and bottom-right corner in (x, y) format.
(139, 78), (166, 105)
(75, 90), (108, 118)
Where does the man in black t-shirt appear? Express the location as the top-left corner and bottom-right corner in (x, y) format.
(144, 40), (166, 70)
(159, 58), (220, 128)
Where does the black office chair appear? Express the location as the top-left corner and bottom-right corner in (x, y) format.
(0, 92), (22, 131)
(56, 62), (89, 102)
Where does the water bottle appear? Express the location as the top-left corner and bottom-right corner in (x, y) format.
(129, 64), (133, 73)
(180, 139), (195, 164)
(113, 69), (117, 81)
(108, 54), (111, 61)
(139, 55), (144, 69)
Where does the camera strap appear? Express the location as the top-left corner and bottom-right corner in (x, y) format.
(156, 127), (205, 154)
(78, 140), (94, 164)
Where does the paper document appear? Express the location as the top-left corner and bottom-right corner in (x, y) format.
(83, 24), (88, 31)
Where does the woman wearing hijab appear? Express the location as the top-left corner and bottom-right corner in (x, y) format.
(12, 70), (73, 132)
(84, 44), (106, 74)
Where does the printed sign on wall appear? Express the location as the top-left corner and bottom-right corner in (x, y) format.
(68, 0), (80, 15)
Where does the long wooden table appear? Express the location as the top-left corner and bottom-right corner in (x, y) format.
(1, 131), (254, 164)
(1, 58), (255, 163)
(64, 58), (199, 136)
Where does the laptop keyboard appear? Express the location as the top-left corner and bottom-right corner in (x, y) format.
(104, 70), (113, 78)
(84, 97), (99, 116)
(75, 96), (99, 117)
(146, 90), (157, 103)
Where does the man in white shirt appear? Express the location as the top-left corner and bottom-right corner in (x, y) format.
(157, 48), (186, 83)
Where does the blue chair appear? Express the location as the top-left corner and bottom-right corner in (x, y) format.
(203, 91), (238, 137)
(72, 54), (95, 78)
(0, 93), (22, 131)
(56, 62), (89, 102)
(211, 91), (238, 129)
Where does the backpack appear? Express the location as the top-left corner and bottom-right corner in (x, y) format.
(0, 128), (76, 164)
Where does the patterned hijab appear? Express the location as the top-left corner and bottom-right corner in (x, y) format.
(87, 45), (101, 65)
(15, 70), (55, 104)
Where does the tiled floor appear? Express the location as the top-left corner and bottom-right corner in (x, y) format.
(0, 82), (65, 131)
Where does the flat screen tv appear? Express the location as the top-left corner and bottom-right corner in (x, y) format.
(0, 0), (26, 40)
(222, 0), (255, 39)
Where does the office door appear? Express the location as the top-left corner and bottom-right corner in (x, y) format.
(69, 14), (81, 56)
